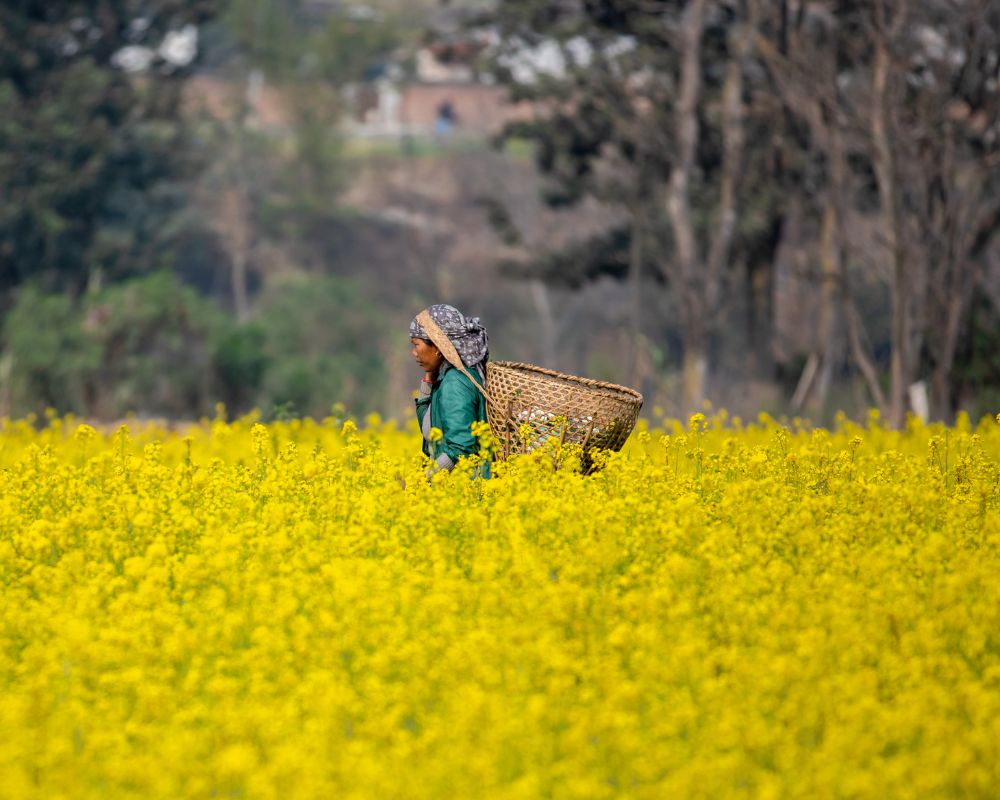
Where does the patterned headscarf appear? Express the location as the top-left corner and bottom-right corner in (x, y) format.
(409, 304), (489, 370)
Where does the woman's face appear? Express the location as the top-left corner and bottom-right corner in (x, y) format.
(411, 338), (444, 372)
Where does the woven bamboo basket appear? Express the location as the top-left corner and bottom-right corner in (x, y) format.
(484, 360), (643, 465)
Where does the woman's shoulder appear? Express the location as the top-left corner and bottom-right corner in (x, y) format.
(438, 365), (484, 395)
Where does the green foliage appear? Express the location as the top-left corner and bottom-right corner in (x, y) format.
(310, 14), (402, 84)
(251, 96), (349, 242)
(0, 2), (400, 422)
(4, 273), (219, 417)
(213, 320), (268, 411)
(2, 286), (99, 414)
(217, 1), (405, 243)
(222, 0), (402, 83)
(5, 273), (225, 418)
(82, 272), (224, 417)
(222, 0), (299, 78)
(0, 1), (220, 296)
(254, 275), (386, 419)
(0, 0), (223, 292)
(2, 273), (389, 421)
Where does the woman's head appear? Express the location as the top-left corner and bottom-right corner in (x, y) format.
(409, 304), (489, 371)
(411, 337), (443, 372)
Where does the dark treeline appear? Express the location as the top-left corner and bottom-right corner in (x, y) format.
(1, 0), (998, 425)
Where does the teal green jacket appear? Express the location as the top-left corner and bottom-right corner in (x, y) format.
(415, 365), (489, 475)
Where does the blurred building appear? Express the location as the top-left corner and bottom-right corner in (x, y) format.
(184, 40), (534, 139)
(348, 41), (534, 138)
(184, 71), (297, 131)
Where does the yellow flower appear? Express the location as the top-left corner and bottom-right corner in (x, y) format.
(74, 423), (97, 442)
(688, 412), (707, 433)
(0, 409), (996, 797)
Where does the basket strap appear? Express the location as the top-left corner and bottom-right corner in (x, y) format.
(416, 310), (495, 407)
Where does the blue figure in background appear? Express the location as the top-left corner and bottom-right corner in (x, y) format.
(435, 100), (456, 136)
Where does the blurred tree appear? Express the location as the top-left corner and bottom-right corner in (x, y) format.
(222, 0), (404, 82)
(2, 272), (221, 418)
(254, 274), (386, 418)
(883, 0), (1000, 422)
(487, 0), (781, 412)
(80, 271), (222, 417)
(0, 1), (220, 298)
(310, 13), (403, 84)
(221, 0), (297, 79)
(1, 271), (388, 420)
(756, 0), (1000, 423)
(200, 0), (403, 315)
(1, 285), (99, 415)
(753, 1), (887, 417)
(487, 0), (1000, 423)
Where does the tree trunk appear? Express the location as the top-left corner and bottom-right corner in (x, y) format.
(665, 0), (703, 305)
(681, 338), (709, 417)
(0, 350), (12, 418)
(745, 257), (775, 377)
(755, 5), (910, 419)
(666, 0), (710, 414)
(704, 16), (748, 312)
(812, 202), (841, 417)
(529, 279), (558, 368)
(218, 188), (252, 323)
(231, 249), (249, 324)
(791, 352), (820, 411)
(844, 298), (887, 410)
(930, 291), (966, 420)
(793, 203), (841, 416)
(627, 211), (645, 388)
(923, 156), (991, 421)
(871, 38), (910, 428)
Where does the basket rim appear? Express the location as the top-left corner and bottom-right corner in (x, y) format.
(487, 360), (644, 405)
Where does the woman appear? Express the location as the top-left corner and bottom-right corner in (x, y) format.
(409, 304), (489, 474)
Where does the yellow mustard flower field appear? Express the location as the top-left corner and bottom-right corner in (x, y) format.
(1, 409), (999, 799)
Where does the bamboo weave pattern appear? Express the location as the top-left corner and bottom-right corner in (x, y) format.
(485, 361), (643, 467)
